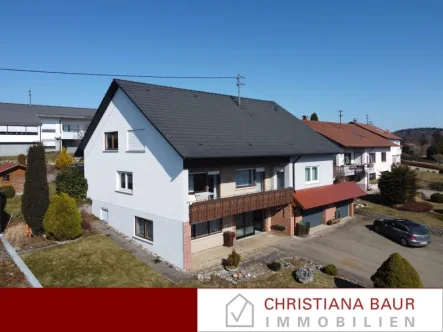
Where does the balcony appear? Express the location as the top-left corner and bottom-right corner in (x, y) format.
(333, 165), (365, 177)
(189, 187), (294, 223)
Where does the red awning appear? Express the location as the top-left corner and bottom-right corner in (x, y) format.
(293, 182), (366, 210)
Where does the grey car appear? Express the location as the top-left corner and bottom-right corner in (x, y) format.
(373, 219), (432, 247)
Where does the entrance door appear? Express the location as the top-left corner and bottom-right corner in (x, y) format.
(253, 210), (264, 231)
(235, 212), (255, 239)
(337, 200), (349, 218)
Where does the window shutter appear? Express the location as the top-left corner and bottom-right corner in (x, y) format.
(127, 129), (145, 151)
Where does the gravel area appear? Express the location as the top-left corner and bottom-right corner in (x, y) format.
(0, 239), (30, 288)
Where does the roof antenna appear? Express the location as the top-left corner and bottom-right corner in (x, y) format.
(236, 74), (245, 107)
(366, 113), (369, 125)
(29, 90), (32, 107)
(338, 109), (343, 126)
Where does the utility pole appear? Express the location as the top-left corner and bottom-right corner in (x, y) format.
(338, 109), (343, 125)
(29, 90), (32, 107)
(236, 74), (245, 107)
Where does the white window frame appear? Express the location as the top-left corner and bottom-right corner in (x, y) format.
(305, 166), (320, 184)
(116, 171), (133, 194)
(127, 129), (146, 152)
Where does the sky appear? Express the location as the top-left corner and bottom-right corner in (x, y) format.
(0, 0), (442, 131)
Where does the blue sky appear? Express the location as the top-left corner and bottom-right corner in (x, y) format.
(0, 0), (442, 131)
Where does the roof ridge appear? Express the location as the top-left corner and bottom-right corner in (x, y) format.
(0, 102), (95, 110)
(114, 79), (275, 103)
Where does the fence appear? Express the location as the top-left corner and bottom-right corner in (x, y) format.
(355, 208), (443, 237)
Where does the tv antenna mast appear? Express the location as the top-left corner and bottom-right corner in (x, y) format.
(236, 74), (245, 107)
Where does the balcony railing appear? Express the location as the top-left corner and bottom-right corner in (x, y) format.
(334, 165), (366, 177)
(189, 187), (294, 223)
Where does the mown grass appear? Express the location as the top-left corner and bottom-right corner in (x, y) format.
(358, 197), (443, 228)
(416, 171), (443, 189)
(22, 234), (174, 288)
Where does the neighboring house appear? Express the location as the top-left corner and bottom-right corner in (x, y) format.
(0, 162), (26, 193)
(304, 121), (396, 190)
(350, 121), (402, 165)
(0, 102), (96, 156)
(75, 80), (365, 270)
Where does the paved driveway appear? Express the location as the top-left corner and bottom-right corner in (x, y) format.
(274, 216), (443, 287)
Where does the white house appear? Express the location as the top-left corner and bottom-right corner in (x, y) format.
(350, 121), (402, 165)
(75, 80), (365, 270)
(0, 102), (95, 156)
(304, 121), (397, 191)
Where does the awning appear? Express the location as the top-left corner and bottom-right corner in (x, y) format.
(293, 182), (366, 210)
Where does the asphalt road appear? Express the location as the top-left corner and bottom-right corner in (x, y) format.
(274, 216), (443, 287)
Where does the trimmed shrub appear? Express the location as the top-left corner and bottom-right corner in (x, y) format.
(0, 185), (15, 198)
(371, 253), (423, 288)
(226, 249), (241, 268)
(396, 201), (433, 212)
(17, 154), (26, 165)
(55, 167), (88, 199)
(22, 144), (49, 234)
(43, 193), (82, 240)
(378, 165), (419, 204)
(81, 210), (94, 231)
(430, 193), (443, 203)
(55, 147), (74, 170)
(267, 261), (282, 271)
(429, 182), (443, 191)
(322, 264), (338, 276)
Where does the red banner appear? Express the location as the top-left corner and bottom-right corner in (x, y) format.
(0, 289), (197, 331)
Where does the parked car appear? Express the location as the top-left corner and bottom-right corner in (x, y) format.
(373, 219), (431, 247)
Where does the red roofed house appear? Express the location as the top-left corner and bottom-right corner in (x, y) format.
(304, 121), (397, 191)
(0, 162), (26, 193)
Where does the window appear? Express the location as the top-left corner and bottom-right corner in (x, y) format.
(369, 173), (376, 180)
(189, 173), (208, 193)
(344, 153), (352, 165)
(276, 170), (285, 189)
(381, 152), (387, 162)
(235, 169), (255, 187)
(135, 217), (153, 241)
(3, 175), (10, 182)
(63, 124), (81, 132)
(117, 171), (133, 193)
(369, 153), (376, 163)
(105, 131), (118, 150)
(127, 129), (145, 152)
(191, 219), (222, 239)
(392, 222), (407, 232)
(41, 128), (56, 133)
(305, 166), (319, 183)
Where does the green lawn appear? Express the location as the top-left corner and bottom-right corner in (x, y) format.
(22, 234), (174, 287)
(416, 171), (443, 189)
(358, 198), (443, 228)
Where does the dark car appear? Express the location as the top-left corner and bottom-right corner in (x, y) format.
(373, 219), (431, 247)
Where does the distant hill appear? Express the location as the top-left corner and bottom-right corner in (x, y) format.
(393, 127), (443, 145)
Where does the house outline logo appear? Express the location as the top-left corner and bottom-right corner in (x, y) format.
(225, 293), (254, 328)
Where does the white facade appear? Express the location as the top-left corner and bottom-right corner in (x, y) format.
(389, 139), (402, 164)
(291, 154), (334, 190)
(84, 88), (188, 269)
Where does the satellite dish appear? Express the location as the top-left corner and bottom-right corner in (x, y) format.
(55, 136), (61, 140)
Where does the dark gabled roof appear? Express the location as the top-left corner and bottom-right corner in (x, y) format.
(0, 102), (96, 126)
(76, 79), (341, 158)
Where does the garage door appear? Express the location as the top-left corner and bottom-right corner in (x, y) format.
(337, 200), (349, 218)
(302, 207), (323, 227)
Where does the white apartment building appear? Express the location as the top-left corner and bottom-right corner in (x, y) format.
(0, 102), (95, 156)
